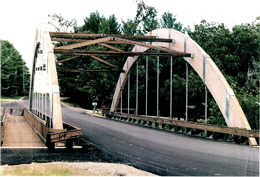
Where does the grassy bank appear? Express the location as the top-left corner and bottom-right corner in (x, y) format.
(0, 163), (97, 176)
(1, 96), (23, 103)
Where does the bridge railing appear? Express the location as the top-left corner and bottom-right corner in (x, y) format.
(103, 110), (259, 144)
(1, 108), (7, 146)
(24, 108), (82, 150)
(24, 107), (48, 144)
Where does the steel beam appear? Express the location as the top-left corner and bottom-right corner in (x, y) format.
(146, 55), (148, 117)
(185, 36), (188, 121)
(136, 47), (138, 115)
(169, 29), (173, 119)
(127, 58), (130, 115)
(157, 29), (159, 118)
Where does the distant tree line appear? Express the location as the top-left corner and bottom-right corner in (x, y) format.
(1, 40), (30, 97)
(48, 0), (260, 130)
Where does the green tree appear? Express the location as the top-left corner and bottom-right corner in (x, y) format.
(190, 19), (260, 129)
(135, 0), (158, 34)
(48, 8), (259, 129)
(108, 14), (121, 34)
(1, 40), (30, 96)
(121, 0), (158, 35)
(160, 12), (183, 31)
(121, 18), (140, 35)
(82, 11), (102, 33)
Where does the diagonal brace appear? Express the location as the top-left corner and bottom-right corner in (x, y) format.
(116, 37), (189, 55)
(55, 37), (111, 50)
(56, 56), (79, 64)
(98, 43), (125, 52)
(90, 55), (123, 72)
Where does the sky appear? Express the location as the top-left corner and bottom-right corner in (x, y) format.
(0, 0), (259, 71)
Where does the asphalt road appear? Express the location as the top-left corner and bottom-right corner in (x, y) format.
(1, 98), (259, 176)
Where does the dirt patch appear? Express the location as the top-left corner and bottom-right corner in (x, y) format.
(0, 162), (157, 176)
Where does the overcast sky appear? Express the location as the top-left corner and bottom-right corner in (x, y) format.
(0, 0), (259, 71)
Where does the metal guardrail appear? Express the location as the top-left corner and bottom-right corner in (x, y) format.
(103, 110), (260, 139)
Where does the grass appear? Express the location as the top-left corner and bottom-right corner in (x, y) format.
(0, 163), (99, 176)
(61, 99), (80, 108)
(1, 96), (23, 103)
(1, 96), (23, 100)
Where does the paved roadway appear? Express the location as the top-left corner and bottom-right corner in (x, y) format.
(1, 98), (259, 176)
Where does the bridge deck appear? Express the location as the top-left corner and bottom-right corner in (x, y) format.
(2, 115), (45, 147)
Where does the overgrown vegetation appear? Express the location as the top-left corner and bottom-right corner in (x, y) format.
(49, 1), (259, 130)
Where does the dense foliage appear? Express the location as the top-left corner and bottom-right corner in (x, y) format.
(1, 40), (30, 96)
(49, 1), (260, 130)
(189, 19), (260, 129)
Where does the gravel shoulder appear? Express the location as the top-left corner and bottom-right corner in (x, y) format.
(0, 162), (157, 176)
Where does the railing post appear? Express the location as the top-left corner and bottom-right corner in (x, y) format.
(203, 55), (208, 136)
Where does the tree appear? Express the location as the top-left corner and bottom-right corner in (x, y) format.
(48, 13), (77, 32)
(189, 19), (260, 129)
(108, 14), (121, 34)
(48, 8), (259, 129)
(121, 18), (140, 35)
(160, 12), (183, 31)
(121, 0), (158, 35)
(1, 40), (30, 96)
(82, 11), (102, 33)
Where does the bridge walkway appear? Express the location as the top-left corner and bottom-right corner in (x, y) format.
(2, 115), (45, 147)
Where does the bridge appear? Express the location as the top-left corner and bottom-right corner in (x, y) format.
(0, 24), (259, 176)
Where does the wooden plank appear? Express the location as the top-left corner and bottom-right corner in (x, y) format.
(24, 108), (47, 125)
(54, 49), (190, 57)
(48, 128), (66, 133)
(52, 38), (150, 45)
(50, 32), (173, 42)
(2, 116), (46, 147)
(63, 121), (81, 130)
(98, 43), (125, 52)
(55, 37), (111, 50)
(57, 69), (114, 72)
(48, 129), (82, 143)
(23, 108), (48, 143)
(89, 55), (122, 71)
(104, 111), (260, 138)
(50, 32), (156, 39)
(116, 37), (188, 55)
(56, 56), (79, 64)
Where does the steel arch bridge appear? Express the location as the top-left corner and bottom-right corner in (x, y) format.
(29, 24), (258, 146)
